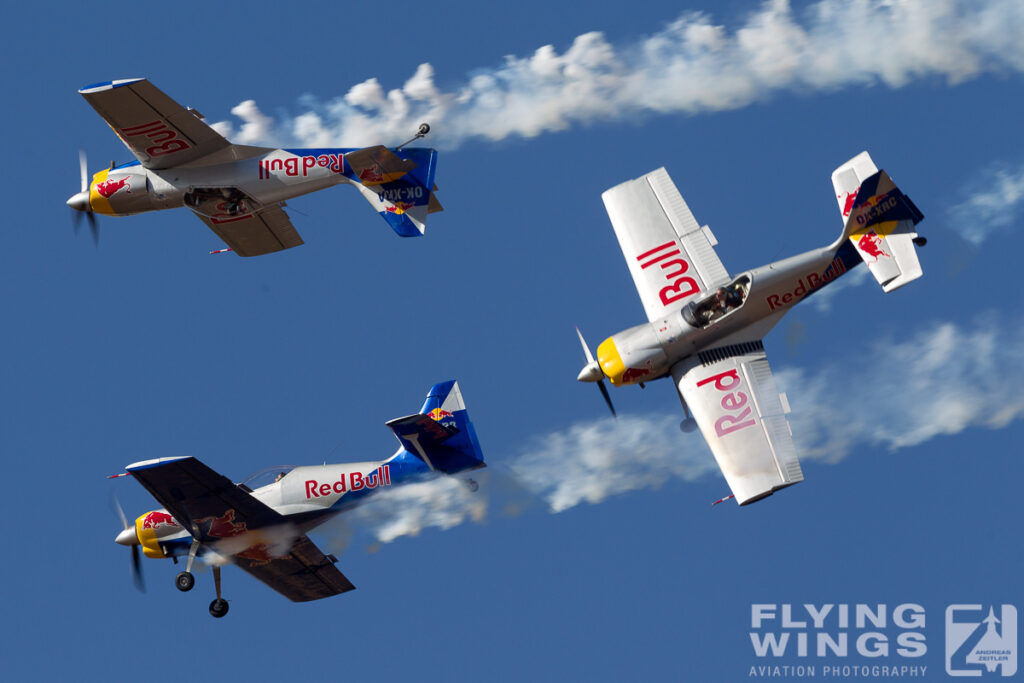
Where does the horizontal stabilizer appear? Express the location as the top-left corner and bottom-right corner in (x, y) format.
(348, 147), (440, 237)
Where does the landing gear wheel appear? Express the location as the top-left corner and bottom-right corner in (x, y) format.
(465, 478), (479, 492)
(209, 598), (229, 618)
(175, 571), (195, 592)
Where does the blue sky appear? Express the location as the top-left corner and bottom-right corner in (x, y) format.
(2, 1), (1022, 680)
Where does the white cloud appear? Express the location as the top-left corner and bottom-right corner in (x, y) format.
(210, 0), (1024, 149)
(949, 163), (1024, 244)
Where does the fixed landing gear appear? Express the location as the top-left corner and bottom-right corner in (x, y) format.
(175, 571), (195, 592)
(465, 478), (479, 492)
(209, 598), (229, 618)
(209, 565), (228, 619)
(174, 539), (230, 617)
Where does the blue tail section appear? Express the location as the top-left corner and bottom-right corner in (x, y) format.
(347, 147), (441, 237)
(386, 380), (484, 474)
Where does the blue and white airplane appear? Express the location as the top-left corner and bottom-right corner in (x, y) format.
(67, 78), (441, 255)
(112, 381), (483, 618)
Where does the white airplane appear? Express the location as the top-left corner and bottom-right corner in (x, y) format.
(576, 152), (925, 505)
(67, 78), (441, 255)
(111, 381), (483, 617)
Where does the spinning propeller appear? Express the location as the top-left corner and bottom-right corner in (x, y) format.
(111, 494), (145, 593)
(575, 327), (616, 418)
(67, 149), (99, 245)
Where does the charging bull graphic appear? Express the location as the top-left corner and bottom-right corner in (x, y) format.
(857, 230), (890, 261)
(96, 176), (131, 198)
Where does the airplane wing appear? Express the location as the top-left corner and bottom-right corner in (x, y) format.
(232, 535), (355, 603)
(125, 456), (355, 602)
(191, 203), (304, 257)
(671, 341), (804, 505)
(602, 168), (732, 322)
(79, 78), (230, 169)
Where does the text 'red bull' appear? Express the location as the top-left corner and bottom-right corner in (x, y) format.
(697, 368), (756, 437)
(636, 241), (699, 306)
(305, 465), (392, 499)
(259, 154), (345, 179)
(765, 257), (847, 311)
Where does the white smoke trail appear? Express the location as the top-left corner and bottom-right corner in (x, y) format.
(211, 0), (1024, 149)
(346, 316), (1024, 543)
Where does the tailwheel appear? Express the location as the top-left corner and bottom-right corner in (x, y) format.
(175, 571), (195, 592)
(209, 599), (229, 618)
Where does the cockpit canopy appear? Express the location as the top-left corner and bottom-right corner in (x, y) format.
(239, 465), (296, 491)
(682, 275), (751, 328)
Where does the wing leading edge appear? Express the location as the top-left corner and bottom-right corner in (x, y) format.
(79, 78), (230, 169)
(672, 342), (803, 505)
(126, 456), (354, 601)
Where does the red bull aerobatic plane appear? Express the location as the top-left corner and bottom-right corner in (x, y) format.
(67, 78), (442, 255)
(575, 152), (926, 506)
(112, 381), (483, 618)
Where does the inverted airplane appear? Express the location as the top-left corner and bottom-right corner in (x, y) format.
(576, 152), (926, 506)
(111, 381), (483, 617)
(67, 78), (441, 256)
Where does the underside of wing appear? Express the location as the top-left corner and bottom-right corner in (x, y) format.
(126, 456), (286, 537)
(79, 78), (230, 169)
(190, 198), (303, 257)
(602, 168), (731, 322)
(672, 341), (803, 505)
(233, 534), (356, 602)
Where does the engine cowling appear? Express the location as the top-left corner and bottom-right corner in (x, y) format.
(89, 166), (158, 216)
(596, 323), (669, 386)
(134, 509), (182, 559)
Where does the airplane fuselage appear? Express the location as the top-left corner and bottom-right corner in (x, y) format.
(595, 240), (862, 386)
(80, 145), (372, 218)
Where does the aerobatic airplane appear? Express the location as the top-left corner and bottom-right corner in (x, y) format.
(67, 78), (441, 256)
(111, 381), (483, 617)
(576, 152), (925, 506)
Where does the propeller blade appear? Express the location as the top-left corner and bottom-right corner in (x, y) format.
(86, 211), (99, 246)
(71, 208), (81, 235)
(597, 379), (617, 418)
(79, 148), (88, 193)
(575, 326), (595, 364)
(130, 545), (145, 593)
(111, 493), (129, 531)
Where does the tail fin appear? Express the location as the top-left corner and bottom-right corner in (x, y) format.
(345, 146), (441, 237)
(831, 151), (926, 292)
(386, 381), (484, 474)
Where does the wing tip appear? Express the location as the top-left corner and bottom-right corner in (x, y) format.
(79, 78), (145, 94)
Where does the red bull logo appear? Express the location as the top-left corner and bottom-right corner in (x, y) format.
(359, 165), (385, 184)
(96, 176), (131, 198)
(197, 509), (247, 538)
(697, 368), (756, 438)
(386, 201), (415, 215)
(621, 366), (652, 383)
(857, 230), (890, 261)
(637, 240), (699, 307)
(258, 153), (345, 179)
(118, 120), (191, 157)
(429, 408), (453, 421)
(765, 257), (848, 311)
(841, 189), (859, 217)
(141, 511), (178, 529)
(305, 465), (393, 499)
